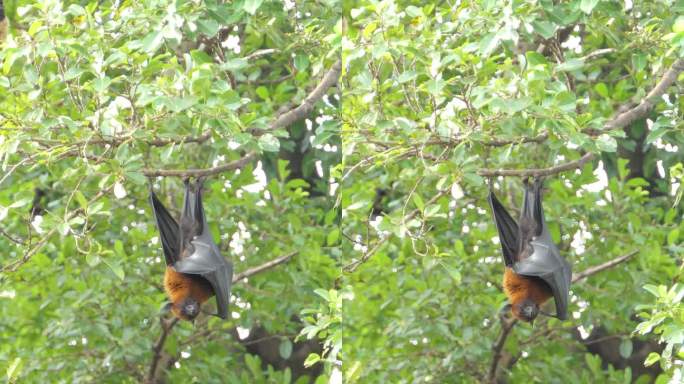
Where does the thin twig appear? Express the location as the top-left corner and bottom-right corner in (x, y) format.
(0, 227), (25, 245)
(244, 48), (278, 61)
(343, 187), (451, 273)
(53, 130), (212, 148)
(146, 317), (179, 383)
(0, 182), (116, 272)
(478, 152), (594, 178)
(232, 251), (298, 282)
(488, 317), (517, 383)
(571, 249), (638, 283)
(577, 48), (615, 62)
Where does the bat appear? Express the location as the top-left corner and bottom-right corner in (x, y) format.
(488, 178), (572, 323)
(149, 178), (233, 321)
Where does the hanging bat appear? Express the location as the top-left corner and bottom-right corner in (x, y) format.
(149, 178), (233, 321)
(488, 178), (571, 323)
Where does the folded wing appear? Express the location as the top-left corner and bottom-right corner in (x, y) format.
(513, 179), (572, 320)
(174, 179), (234, 319)
(149, 189), (180, 266)
(488, 189), (520, 267)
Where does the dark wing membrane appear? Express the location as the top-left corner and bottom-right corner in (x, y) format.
(178, 180), (199, 257)
(521, 180), (544, 237)
(149, 190), (180, 266)
(205, 262), (233, 319)
(174, 179), (233, 319)
(513, 241), (571, 320)
(488, 190), (520, 266)
(511, 179), (572, 319)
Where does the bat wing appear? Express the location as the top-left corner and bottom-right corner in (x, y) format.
(488, 190), (520, 266)
(174, 242), (233, 319)
(513, 241), (572, 320)
(149, 189), (180, 266)
(175, 179), (233, 319)
(514, 179), (572, 320)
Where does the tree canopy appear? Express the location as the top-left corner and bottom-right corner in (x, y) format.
(341, 0), (684, 383)
(0, 0), (340, 382)
(2, 0), (684, 383)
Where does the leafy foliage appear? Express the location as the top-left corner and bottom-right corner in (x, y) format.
(342, 0), (683, 382)
(0, 0), (339, 382)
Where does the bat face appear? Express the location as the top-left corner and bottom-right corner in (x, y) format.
(489, 178), (572, 320)
(150, 179), (233, 321)
(513, 298), (538, 323)
(174, 297), (200, 321)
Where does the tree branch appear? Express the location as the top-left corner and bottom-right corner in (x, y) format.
(478, 58), (684, 177)
(146, 317), (179, 384)
(571, 249), (638, 283)
(603, 59), (684, 131)
(488, 317), (517, 384)
(252, 59), (341, 134)
(478, 152), (594, 178)
(142, 152), (256, 178)
(232, 251), (297, 282)
(69, 130), (212, 148)
(0, 226), (25, 245)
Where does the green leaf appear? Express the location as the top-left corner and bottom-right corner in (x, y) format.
(255, 86), (270, 100)
(596, 134), (617, 152)
(479, 32), (499, 56)
(279, 339), (293, 359)
(594, 83), (609, 98)
(556, 59), (584, 72)
(580, 0), (599, 14)
(243, 0), (264, 15)
(86, 252), (100, 267)
(197, 19), (220, 37)
(303, 353), (321, 367)
(532, 20), (557, 39)
(674, 16), (684, 33)
(645, 127), (669, 145)
(75, 191), (88, 210)
(93, 77), (112, 93)
(141, 30), (164, 53)
(6, 357), (22, 381)
(104, 259), (125, 281)
(619, 339), (633, 359)
(413, 194), (425, 211)
(397, 70), (418, 83)
(644, 352), (661, 367)
(294, 54), (310, 72)
(259, 134), (280, 152)
(327, 228), (340, 246)
(221, 58), (249, 72)
(424, 79), (445, 96)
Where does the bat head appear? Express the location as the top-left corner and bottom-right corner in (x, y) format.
(175, 297), (201, 321)
(513, 298), (539, 323)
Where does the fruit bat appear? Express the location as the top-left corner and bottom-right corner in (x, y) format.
(488, 178), (571, 322)
(149, 178), (233, 321)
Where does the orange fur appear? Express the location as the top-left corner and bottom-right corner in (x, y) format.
(164, 266), (214, 320)
(503, 267), (553, 321)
